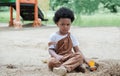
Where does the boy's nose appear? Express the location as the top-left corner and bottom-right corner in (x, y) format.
(64, 25), (68, 28)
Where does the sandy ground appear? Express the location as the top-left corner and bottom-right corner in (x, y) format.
(0, 23), (120, 76)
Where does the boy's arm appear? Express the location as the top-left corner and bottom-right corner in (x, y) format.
(49, 48), (57, 57)
(49, 48), (63, 61)
(73, 46), (98, 71)
(73, 46), (88, 64)
(48, 42), (63, 61)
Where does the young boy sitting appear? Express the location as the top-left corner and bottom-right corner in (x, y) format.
(48, 7), (89, 76)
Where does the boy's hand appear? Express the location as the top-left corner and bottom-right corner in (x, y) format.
(55, 54), (63, 61)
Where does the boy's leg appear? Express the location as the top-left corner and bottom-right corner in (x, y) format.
(48, 57), (61, 70)
(75, 65), (86, 73)
(62, 53), (84, 72)
(48, 57), (67, 76)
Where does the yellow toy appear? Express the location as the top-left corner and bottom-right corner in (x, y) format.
(88, 60), (98, 71)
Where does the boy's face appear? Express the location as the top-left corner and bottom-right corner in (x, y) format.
(56, 18), (71, 35)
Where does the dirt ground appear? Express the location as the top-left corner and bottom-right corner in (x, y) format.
(0, 23), (120, 76)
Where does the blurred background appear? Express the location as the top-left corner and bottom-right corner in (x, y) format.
(0, 0), (120, 27)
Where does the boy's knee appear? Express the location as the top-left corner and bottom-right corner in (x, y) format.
(48, 58), (61, 70)
(76, 54), (84, 62)
(48, 58), (55, 70)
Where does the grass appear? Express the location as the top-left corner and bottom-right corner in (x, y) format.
(0, 11), (11, 23)
(73, 14), (120, 27)
(0, 11), (120, 27)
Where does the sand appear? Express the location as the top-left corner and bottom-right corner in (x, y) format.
(0, 23), (120, 76)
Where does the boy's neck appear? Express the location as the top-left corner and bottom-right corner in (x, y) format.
(58, 31), (69, 36)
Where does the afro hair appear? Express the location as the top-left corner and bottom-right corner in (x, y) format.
(53, 7), (75, 23)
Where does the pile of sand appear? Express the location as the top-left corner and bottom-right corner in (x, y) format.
(0, 59), (120, 76)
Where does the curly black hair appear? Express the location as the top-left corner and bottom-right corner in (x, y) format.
(53, 7), (75, 23)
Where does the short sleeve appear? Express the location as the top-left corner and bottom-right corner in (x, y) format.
(48, 33), (56, 49)
(49, 33), (55, 42)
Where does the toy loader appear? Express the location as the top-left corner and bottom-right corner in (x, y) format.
(87, 60), (99, 71)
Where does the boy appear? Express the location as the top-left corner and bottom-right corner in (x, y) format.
(48, 7), (88, 76)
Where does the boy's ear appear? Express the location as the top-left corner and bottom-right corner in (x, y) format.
(56, 22), (59, 26)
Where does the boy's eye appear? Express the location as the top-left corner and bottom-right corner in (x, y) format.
(67, 24), (70, 26)
(60, 24), (70, 26)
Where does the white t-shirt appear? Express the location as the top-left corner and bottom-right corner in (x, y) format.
(48, 32), (79, 49)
